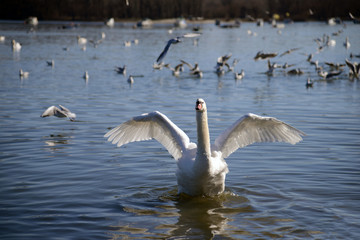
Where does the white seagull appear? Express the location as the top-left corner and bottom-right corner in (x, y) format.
(104, 98), (305, 196)
(41, 105), (76, 121)
(156, 33), (201, 63)
(234, 69), (245, 80)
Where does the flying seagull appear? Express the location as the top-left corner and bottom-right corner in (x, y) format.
(41, 105), (76, 121)
(104, 98), (304, 196)
(156, 33), (201, 63)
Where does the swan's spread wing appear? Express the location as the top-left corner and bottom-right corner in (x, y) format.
(104, 111), (192, 160)
(213, 113), (305, 159)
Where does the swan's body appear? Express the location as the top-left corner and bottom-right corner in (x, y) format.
(41, 105), (76, 121)
(105, 99), (304, 196)
(77, 36), (87, 45)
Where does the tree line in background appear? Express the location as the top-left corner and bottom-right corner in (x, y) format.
(1, 0), (359, 22)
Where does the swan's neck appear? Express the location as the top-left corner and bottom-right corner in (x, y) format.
(196, 110), (211, 159)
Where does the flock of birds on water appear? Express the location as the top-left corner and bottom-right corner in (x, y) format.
(3, 17), (359, 196)
(7, 16), (359, 93)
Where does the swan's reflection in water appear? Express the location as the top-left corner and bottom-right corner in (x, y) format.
(109, 186), (322, 239)
(110, 189), (255, 239)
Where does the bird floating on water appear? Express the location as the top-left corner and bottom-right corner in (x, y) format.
(19, 69), (29, 78)
(41, 105), (76, 121)
(47, 60), (55, 67)
(115, 65), (127, 75)
(83, 71), (89, 81)
(156, 33), (201, 63)
(104, 98), (305, 196)
(343, 37), (350, 49)
(306, 78), (314, 88)
(77, 36), (87, 45)
(12, 39), (21, 52)
(127, 75), (134, 84)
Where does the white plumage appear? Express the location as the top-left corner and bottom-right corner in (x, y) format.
(105, 98), (305, 196)
(41, 105), (76, 121)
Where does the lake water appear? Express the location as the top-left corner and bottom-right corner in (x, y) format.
(0, 20), (359, 239)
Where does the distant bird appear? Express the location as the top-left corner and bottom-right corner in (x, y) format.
(280, 48), (300, 57)
(156, 33), (201, 63)
(345, 59), (360, 79)
(132, 39), (139, 45)
(19, 69), (29, 78)
(41, 105), (76, 121)
(77, 36), (87, 45)
(287, 68), (304, 75)
(89, 34), (104, 48)
(190, 69), (203, 78)
(254, 51), (278, 61)
(115, 65), (127, 75)
(153, 62), (169, 70)
(124, 41), (131, 47)
(306, 78), (314, 88)
(166, 63), (184, 77)
(104, 98), (304, 196)
(326, 37), (336, 47)
(105, 18), (115, 27)
(215, 53), (233, 75)
(349, 12), (360, 24)
(83, 71), (89, 81)
(12, 39), (21, 52)
(0, 36), (5, 42)
(343, 37), (350, 49)
(181, 60), (203, 78)
(325, 62), (345, 70)
(181, 60), (200, 72)
(318, 69), (342, 79)
(127, 75), (134, 84)
(47, 60), (55, 67)
(306, 53), (313, 62)
(234, 69), (245, 80)
(282, 63), (295, 69)
(225, 58), (239, 72)
(266, 60), (280, 75)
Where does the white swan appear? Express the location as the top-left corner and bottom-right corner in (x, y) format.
(12, 39), (21, 52)
(104, 98), (305, 196)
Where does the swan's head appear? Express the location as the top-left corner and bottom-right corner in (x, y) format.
(195, 98), (206, 112)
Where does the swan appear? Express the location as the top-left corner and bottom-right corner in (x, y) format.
(77, 36), (87, 45)
(12, 39), (21, 52)
(104, 99), (305, 196)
